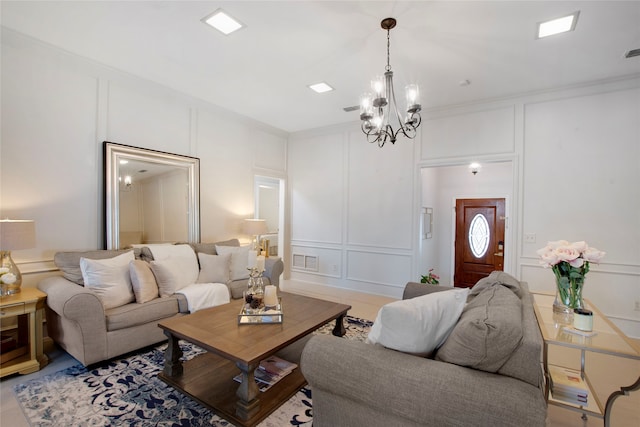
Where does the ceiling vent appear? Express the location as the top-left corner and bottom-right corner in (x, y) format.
(624, 48), (640, 58)
(343, 105), (359, 112)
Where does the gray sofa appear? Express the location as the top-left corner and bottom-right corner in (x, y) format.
(301, 272), (547, 427)
(38, 239), (283, 366)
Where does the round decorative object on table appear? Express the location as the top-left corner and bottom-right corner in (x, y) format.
(573, 308), (593, 331)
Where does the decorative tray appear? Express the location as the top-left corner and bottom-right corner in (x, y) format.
(238, 303), (283, 325)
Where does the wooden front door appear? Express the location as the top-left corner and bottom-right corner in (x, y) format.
(454, 198), (506, 288)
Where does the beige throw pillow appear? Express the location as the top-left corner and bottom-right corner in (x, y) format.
(80, 251), (135, 309)
(367, 288), (469, 356)
(129, 260), (159, 303)
(215, 245), (250, 281)
(197, 253), (231, 284)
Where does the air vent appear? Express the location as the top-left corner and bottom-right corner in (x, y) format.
(292, 254), (319, 272)
(625, 48), (640, 58)
(343, 105), (359, 112)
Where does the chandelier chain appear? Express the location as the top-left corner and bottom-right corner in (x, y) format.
(385, 28), (391, 72)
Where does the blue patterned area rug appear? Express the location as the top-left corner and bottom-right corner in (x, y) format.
(14, 316), (372, 427)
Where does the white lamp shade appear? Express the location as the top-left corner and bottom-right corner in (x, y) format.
(243, 219), (268, 236)
(0, 220), (36, 250)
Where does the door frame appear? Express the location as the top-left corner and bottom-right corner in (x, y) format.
(416, 155), (519, 284)
(450, 195), (511, 286)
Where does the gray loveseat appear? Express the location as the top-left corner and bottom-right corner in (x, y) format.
(39, 239), (283, 366)
(301, 272), (547, 427)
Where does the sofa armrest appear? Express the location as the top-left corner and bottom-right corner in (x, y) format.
(402, 281), (455, 300)
(264, 257), (283, 288)
(39, 276), (106, 320)
(38, 275), (107, 341)
(301, 335), (546, 427)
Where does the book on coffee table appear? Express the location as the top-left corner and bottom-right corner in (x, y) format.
(233, 356), (298, 392)
(259, 356), (297, 377)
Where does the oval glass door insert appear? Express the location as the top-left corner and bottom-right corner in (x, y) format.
(469, 214), (490, 258)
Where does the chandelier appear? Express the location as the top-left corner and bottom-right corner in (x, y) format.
(360, 18), (421, 147)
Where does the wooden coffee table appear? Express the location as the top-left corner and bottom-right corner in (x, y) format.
(158, 292), (351, 427)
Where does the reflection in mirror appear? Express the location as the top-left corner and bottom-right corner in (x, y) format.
(104, 142), (200, 249)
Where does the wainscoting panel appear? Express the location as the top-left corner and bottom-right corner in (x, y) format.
(421, 105), (515, 160)
(346, 250), (413, 288)
(290, 245), (342, 278)
(107, 82), (192, 154)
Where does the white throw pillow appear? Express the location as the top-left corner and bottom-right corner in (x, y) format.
(367, 288), (469, 356)
(150, 256), (199, 297)
(197, 253), (231, 284)
(80, 251), (135, 310)
(129, 260), (159, 303)
(215, 245), (250, 281)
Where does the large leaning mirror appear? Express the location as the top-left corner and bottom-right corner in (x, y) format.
(104, 141), (200, 249)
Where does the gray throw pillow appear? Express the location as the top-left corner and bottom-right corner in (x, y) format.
(468, 270), (523, 302)
(435, 284), (523, 372)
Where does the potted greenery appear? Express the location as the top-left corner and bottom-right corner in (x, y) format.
(420, 268), (440, 285)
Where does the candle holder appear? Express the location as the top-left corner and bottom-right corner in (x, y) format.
(240, 268), (282, 324)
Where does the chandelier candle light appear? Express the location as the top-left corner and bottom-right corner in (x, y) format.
(360, 17), (421, 147)
(537, 240), (605, 316)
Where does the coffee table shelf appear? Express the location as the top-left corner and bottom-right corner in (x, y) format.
(159, 351), (305, 427)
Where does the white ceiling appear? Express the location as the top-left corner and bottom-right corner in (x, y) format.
(2, 1), (639, 133)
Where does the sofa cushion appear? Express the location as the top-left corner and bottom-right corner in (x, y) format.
(129, 260), (159, 303)
(80, 251), (136, 309)
(197, 252), (231, 284)
(54, 249), (132, 285)
(215, 245), (251, 281)
(105, 296), (181, 332)
(367, 288), (469, 356)
(436, 283), (523, 372)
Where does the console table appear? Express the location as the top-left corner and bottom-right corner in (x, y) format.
(532, 292), (640, 426)
(0, 287), (48, 377)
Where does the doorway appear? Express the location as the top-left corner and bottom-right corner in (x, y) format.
(254, 175), (284, 258)
(453, 198), (505, 287)
(418, 162), (513, 286)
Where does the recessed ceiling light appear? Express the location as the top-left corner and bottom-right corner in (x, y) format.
(308, 82), (334, 93)
(536, 11), (579, 39)
(202, 9), (245, 35)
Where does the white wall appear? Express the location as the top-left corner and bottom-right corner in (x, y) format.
(289, 77), (640, 337)
(1, 29), (287, 286)
(288, 127), (417, 296)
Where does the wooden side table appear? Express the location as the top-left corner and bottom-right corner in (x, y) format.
(0, 287), (48, 377)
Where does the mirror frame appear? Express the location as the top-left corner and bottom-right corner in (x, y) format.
(104, 141), (200, 249)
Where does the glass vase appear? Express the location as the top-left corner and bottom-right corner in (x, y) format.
(552, 274), (584, 315)
(0, 251), (22, 296)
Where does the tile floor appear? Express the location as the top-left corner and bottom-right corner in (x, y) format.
(1, 279), (638, 426)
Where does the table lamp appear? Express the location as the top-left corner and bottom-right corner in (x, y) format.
(243, 219), (267, 251)
(0, 219), (36, 296)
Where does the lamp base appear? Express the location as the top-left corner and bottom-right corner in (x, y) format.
(0, 251), (22, 296)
